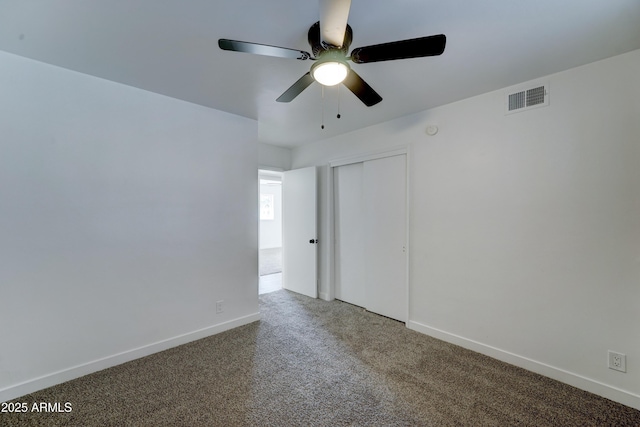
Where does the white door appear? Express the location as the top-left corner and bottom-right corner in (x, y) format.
(363, 155), (407, 322)
(333, 154), (407, 322)
(282, 166), (318, 298)
(333, 162), (366, 307)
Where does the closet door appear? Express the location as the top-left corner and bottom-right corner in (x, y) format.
(333, 154), (407, 322)
(363, 155), (407, 322)
(333, 162), (366, 307)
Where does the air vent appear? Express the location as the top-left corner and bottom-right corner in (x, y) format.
(508, 91), (526, 111)
(505, 82), (549, 115)
(526, 86), (545, 107)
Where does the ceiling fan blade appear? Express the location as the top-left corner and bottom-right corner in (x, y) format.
(319, 0), (351, 47)
(350, 34), (446, 64)
(276, 72), (315, 103)
(342, 69), (382, 107)
(218, 39), (312, 60)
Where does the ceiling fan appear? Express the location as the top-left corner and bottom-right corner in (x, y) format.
(218, 0), (446, 107)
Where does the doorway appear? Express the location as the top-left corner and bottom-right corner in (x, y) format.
(258, 170), (283, 294)
(258, 166), (319, 298)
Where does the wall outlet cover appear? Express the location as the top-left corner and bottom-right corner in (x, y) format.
(608, 350), (626, 373)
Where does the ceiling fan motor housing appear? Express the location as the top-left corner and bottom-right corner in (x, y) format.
(308, 21), (353, 58)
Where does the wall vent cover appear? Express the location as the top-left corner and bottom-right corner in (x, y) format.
(505, 82), (549, 114)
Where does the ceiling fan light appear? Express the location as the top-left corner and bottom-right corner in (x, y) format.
(311, 61), (349, 86)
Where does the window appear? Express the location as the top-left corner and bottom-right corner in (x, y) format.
(260, 194), (274, 220)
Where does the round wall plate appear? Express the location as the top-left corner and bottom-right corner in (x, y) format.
(426, 125), (438, 136)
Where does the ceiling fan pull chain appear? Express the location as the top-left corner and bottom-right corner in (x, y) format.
(321, 85), (325, 129)
(337, 85), (341, 119)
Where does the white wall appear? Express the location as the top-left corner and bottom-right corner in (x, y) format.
(259, 181), (282, 249)
(292, 49), (640, 409)
(0, 51), (260, 401)
(259, 143), (291, 171)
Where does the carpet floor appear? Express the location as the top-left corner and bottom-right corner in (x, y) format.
(3, 290), (640, 426)
(259, 247), (282, 276)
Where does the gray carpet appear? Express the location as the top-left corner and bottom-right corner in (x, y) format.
(259, 247), (282, 276)
(3, 290), (640, 426)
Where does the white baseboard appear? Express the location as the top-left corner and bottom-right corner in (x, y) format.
(407, 321), (640, 411)
(1, 312), (261, 403)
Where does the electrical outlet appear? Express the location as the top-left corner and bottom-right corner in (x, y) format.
(608, 351), (626, 373)
(216, 300), (224, 314)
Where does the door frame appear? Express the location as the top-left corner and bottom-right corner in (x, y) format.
(326, 146), (411, 323)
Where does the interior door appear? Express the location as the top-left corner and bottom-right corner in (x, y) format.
(282, 166), (318, 298)
(333, 162), (367, 307)
(363, 155), (407, 322)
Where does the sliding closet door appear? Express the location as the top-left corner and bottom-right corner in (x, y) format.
(333, 162), (366, 307)
(363, 155), (407, 322)
(333, 153), (407, 322)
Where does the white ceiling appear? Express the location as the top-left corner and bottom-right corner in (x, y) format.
(1, 1), (639, 148)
